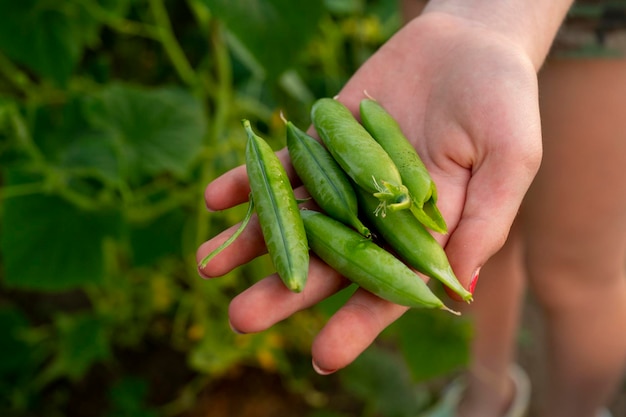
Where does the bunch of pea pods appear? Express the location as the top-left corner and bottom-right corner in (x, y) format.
(199, 96), (473, 314)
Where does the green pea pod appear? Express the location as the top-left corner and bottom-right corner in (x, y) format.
(359, 98), (447, 234)
(310, 97), (411, 217)
(301, 209), (457, 313)
(285, 119), (370, 237)
(356, 187), (472, 302)
(244, 120), (309, 292)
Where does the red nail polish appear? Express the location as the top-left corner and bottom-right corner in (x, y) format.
(469, 268), (481, 294)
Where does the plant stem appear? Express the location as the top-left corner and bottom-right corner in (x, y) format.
(0, 52), (37, 97)
(5, 103), (45, 165)
(208, 22), (233, 145)
(159, 375), (212, 417)
(193, 20), (234, 250)
(78, 0), (161, 40)
(0, 182), (45, 200)
(198, 195), (254, 268)
(149, 0), (199, 88)
(125, 186), (198, 223)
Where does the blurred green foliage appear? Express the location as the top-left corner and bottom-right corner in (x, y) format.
(0, 1), (472, 416)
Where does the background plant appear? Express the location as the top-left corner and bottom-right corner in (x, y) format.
(0, 1), (472, 416)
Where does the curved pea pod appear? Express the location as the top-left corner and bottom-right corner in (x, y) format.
(285, 119), (370, 237)
(359, 98), (447, 234)
(244, 120), (309, 292)
(356, 188), (472, 302)
(300, 209), (457, 313)
(310, 97), (411, 217)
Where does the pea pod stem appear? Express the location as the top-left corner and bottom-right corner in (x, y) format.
(198, 194), (255, 269)
(359, 97), (447, 233)
(310, 97), (411, 218)
(372, 178), (412, 215)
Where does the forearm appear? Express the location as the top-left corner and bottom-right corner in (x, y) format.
(421, 0), (574, 70)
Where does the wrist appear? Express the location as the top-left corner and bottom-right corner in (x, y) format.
(422, 0), (574, 70)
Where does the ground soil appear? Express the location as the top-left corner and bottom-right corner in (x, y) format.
(177, 294), (626, 417)
(55, 295), (626, 417)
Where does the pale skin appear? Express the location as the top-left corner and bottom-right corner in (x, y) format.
(197, 1), (626, 416)
(465, 59), (626, 417)
(199, 4), (543, 367)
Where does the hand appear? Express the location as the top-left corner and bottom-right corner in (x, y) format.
(196, 11), (542, 374)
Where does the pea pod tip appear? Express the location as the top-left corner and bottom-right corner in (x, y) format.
(362, 90), (376, 101)
(463, 292), (474, 303)
(442, 305), (461, 316)
(286, 280), (306, 293)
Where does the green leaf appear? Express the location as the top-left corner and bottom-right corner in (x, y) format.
(40, 313), (112, 383)
(85, 84), (207, 184)
(129, 209), (186, 266)
(188, 324), (253, 375)
(0, 306), (34, 376)
(0, 0), (101, 85)
(340, 345), (429, 417)
(323, 0), (364, 15)
(200, 0), (325, 80)
(315, 284), (357, 318)
(395, 309), (473, 382)
(106, 377), (158, 417)
(0, 306), (41, 413)
(33, 98), (121, 185)
(1, 169), (122, 291)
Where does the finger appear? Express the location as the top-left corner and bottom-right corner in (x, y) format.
(311, 288), (409, 374)
(204, 164), (251, 211)
(228, 255), (351, 333)
(198, 181), (319, 278)
(205, 147), (299, 211)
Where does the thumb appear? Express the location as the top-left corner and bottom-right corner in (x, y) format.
(444, 150), (541, 295)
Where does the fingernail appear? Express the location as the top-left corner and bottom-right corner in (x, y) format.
(312, 359), (336, 376)
(204, 199), (218, 212)
(229, 320), (246, 335)
(197, 267), (209, 279)
(469, 267), (481, 294)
